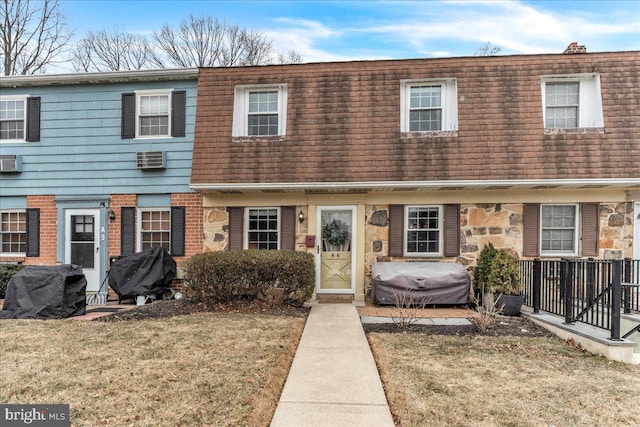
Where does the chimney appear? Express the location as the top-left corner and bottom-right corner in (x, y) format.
(563, 42), (587, 54)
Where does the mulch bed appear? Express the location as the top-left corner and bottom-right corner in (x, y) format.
(363, 316), (555, 338)
(96, 298), (309, 322)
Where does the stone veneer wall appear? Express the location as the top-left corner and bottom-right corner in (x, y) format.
(363, 201), (633, 291)
(202, 202), (634, 292)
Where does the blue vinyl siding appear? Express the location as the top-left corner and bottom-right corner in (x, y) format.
(0, 80), (197, 196)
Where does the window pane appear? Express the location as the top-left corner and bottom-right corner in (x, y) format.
(1, 211), (26, 253)
(140, 209), (171, 251)
(0, 99), (26, 140)
(138, 94), (169, 136)
(405, 207), (440, 254)
(248, 114), (278, 135)
(541, 205), (576, 253)
(249, 91), (278, 113)
(247, 208), (279, 250)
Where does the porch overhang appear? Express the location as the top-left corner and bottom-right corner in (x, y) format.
(190, 178), (640, 195)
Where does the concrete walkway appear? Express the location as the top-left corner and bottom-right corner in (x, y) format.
(271, 304), (395, 427)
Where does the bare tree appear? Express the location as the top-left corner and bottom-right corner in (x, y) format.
(1, 0), (72, 75)
(277, 49), (303, 64)
(71, 27), (155, 72)
(475, 41), (502, 56)
(152, 14), (283, 68)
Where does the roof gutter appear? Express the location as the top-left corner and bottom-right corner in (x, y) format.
(190, 178), (640, 192)
(0, 68), (199, 87)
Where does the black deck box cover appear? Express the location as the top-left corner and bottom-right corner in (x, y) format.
(0, 264), (87, 319)
(108, 247), (176, 299)
(371, 262), (470, 305)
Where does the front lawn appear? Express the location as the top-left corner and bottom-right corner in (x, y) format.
(368, 328), (640, 426)
(1, 312), (305, 426)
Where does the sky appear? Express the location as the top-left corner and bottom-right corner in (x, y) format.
(54, 0), (639, 69)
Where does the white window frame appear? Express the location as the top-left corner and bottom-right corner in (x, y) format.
(232, 84), (288, 137)
(136, 207), (171, 252)
(135, 89), (172, 139)
(404, 205), (443, 257)
(243, 207), (281, 250)
(0, 209), (27, 256)
(400, 79), (457, 133)
(541, 74), (603, 129)
(0, 95), (28, 143)
(540, 204), (579, 257)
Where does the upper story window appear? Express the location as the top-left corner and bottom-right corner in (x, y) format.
(400, 79), (457, 134)
(138, 93), (170, 136)
(541, 74), (603, 130)
(232, 84), (287, 137)
(136, 90), (171, 137)
(121, 90), (186, 140)
(405, 205), (442, 256)
(540, 204), (578, 256)
(0, 97), (25, 141)
(1, 210), (26, 255)
(245, 207), (280, 250)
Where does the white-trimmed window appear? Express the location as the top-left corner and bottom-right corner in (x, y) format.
(541, 74), (603, 129)
(405, 206), (442, 256)
(401, 79), (457, 133)
(245, 207), (280, 250)
(0, 96), (26, 141)
(233, 85), (287, 137)
(1, 210), (26, 255)
(138, 208), (171, 251)
(136, 90), (171, 137)
(540, 204), (578, 256)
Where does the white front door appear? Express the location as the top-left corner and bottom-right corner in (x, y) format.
(65, 209), (101, 292)
(316, 206), (357, 294)
(635, 203), (640, 260)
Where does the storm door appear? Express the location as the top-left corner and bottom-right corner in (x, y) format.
(316, 206), (356, 294)
(65, 209), (101, 292)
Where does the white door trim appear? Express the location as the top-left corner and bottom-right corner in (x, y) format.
(315, 205), (357, 294)
(65, 209), (101, 293)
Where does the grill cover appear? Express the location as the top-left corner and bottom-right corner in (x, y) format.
(0, 265), (87, 319)
(108, 247), (176, 299)
(371, 262), (470, 305)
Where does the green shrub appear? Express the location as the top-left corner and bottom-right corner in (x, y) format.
(486, 249), (522, 295)
(475, 243), (498, 293)
(0, 264), (25, 298)
(183, 250), (315, 306)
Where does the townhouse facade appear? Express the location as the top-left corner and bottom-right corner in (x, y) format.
(191, 50), (640, 302)
(0, 69), (202, 304)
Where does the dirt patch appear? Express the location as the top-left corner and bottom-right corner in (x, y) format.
(363, 315), (554, 337)
(97, 298), (309, 322)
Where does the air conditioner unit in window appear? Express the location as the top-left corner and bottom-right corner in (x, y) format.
(0, 155), (22, 173)
(136, 151), (166, 169)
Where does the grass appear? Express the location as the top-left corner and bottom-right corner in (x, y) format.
(1, 312), (305, 426)
(368, 331), (640, 427)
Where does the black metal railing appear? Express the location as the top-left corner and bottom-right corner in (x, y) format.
(520, 258), (640, 341)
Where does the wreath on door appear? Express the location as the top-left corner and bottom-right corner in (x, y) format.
(322, 219), (351, 247)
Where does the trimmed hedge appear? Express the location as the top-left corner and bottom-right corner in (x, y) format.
(0, 264), (25, 298)
(183, 250), (315, 306)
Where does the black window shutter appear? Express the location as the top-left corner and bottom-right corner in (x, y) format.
(171, 90), (186, 137)
(523, 204), (540, 257)
(26, 97), (41, 142)
(25, 208), (40, 257)
(388, 205), (404, 257)
(228, 207), (244, 250)
(121, 207), (136, 255)
(443, 204), (460, 257)
(281, 206), (295, 250)
(581, 203), (599, 257)
(121, 93), (136, 139)
(170, 206), (186, 256)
